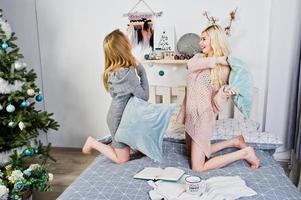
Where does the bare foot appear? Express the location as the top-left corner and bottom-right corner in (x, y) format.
(233, 135), (248, 149)
(243, 146), (260, 169)
(82, 136), (94, 155)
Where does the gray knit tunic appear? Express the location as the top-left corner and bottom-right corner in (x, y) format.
(107, 63), (149, 148)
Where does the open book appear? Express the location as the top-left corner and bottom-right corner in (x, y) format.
(134, 167), (185, 182)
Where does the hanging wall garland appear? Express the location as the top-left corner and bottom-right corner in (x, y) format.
(123, 0), (162, 60)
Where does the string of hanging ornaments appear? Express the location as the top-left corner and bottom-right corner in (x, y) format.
(123, 0), (162, 59)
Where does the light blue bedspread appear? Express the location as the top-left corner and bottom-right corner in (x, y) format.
(58, 141), (301, 200)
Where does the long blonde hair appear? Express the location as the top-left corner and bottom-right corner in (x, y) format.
(202, 25), (230, 57)
(202, 25), (230, 86)
(102, 29), (136, 91)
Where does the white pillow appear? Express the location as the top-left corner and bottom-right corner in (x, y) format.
(165, 118), (260, 141)
(213, 118), (260, 139)
(165, 104), (185, 140)
(211, 131), (282, 151)
(165, 107), (281, 150)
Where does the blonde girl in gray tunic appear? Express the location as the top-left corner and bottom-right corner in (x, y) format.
(82, 29), (149, 164)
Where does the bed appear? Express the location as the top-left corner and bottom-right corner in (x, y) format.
(58, 86), (301, 199)
(57, 140), (301, 200)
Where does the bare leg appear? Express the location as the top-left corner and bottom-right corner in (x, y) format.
(211, 135), (248, 153)
(191, 139), (260, 172)
(82, 136), (130, 164)
(185, 132), (192, 156)
(186, 134), (247, 156)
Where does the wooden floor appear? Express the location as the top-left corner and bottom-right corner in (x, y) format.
(33, 148), (290, 200)
(32, 148), (97, 200)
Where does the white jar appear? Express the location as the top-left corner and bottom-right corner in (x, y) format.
(185, 176), (206, 195)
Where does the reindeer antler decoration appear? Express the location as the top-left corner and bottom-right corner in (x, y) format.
(202, 11), (219, 25)
(202, 8), (238, 36)
(224, 8), (238, 36)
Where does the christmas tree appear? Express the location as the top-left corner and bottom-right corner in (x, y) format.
(0, 9), (59, 152)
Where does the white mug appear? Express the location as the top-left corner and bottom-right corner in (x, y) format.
(185, 176), (206, 195)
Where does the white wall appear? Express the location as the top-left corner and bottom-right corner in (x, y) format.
(0, 0), (299, 148)
(265, 0), (301, 158)
(37, 0), (272, 148)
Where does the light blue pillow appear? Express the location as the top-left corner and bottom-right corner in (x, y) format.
(228, 57), (253, 119)
(115, 97), (176, 162)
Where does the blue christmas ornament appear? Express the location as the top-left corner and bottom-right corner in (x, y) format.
(159, 70), (165, 76)
(1, 42), (8, 49)
(34, 148), (39, 154)
(20, 101), (29, 107)
(35, 94), (43, 102)
(22, 148), (34, 156)
(6, 104), (15, 112)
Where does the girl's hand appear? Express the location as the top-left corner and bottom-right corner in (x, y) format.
(223, 85), (238, 96)
(217, 56), (229, 66)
